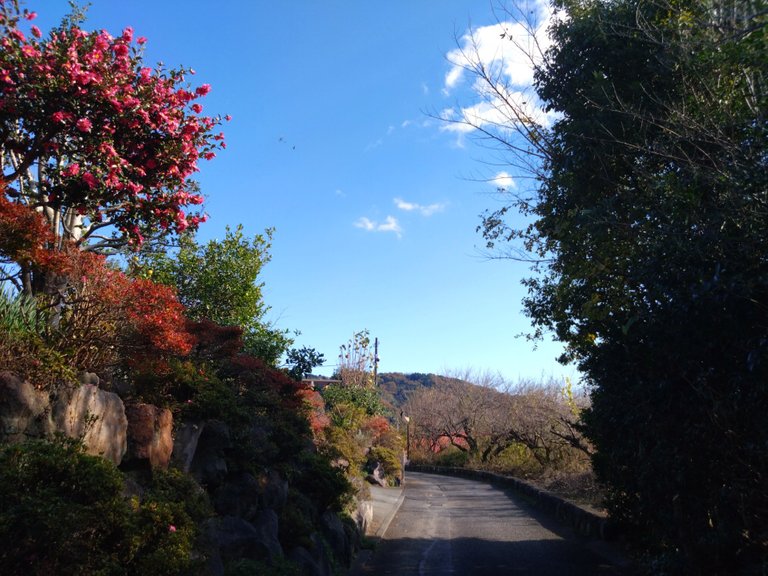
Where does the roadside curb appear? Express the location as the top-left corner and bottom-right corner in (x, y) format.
(347, 486), (406, 575)
(373, 487), (406, 538)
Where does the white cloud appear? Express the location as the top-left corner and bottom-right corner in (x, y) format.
(354, 216), (402, 238)
(378, 216), (403, 237)
(440, 0), (557, 138)
(394, 197), (446, 216)
(354, 217), (375, 231)
(490, 171), (516, 190)
(444, 2), (552, 95)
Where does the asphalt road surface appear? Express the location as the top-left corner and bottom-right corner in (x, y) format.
(356, 471), (632, 576)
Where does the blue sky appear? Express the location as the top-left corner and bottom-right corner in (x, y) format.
(35, 1), (575, 383)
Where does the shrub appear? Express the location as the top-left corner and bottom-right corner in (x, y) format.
(0, 438), (204, 576)
(367, 446), (402, 485)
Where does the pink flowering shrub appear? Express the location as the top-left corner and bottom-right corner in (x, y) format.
(0, 1), (227, 253)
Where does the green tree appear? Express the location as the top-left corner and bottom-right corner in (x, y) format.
(136, 225), (291, 364)
(461, 0), (766, 572)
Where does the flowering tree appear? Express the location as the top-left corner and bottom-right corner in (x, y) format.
(0, 1), (227, 293)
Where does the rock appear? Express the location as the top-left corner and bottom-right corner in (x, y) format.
(171, 420), (205, 473)
(321, 510), (357, 567)
(251, 509), (283, 560)
(79, 371), (100, 387)
(355, 499), (373, 535)
(259, 469), (288, 510)
(365, 462), (386, 487)
(125, 403), (174, 470)
(204, 515), (282, 566)
(0, 371), (50, 442)
(288, 533), (333, 576)
(190, 420), (230, 488)
(52, 384), (127, 465)
(213, 472), (261, 519)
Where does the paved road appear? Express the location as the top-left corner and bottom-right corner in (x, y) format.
(356, 471), (631, 576)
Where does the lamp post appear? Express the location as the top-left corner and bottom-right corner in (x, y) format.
(402, 415), (410, 463)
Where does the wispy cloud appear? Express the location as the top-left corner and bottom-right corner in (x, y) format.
(394, 197), (446, 217)
(354, 216), (403, 238)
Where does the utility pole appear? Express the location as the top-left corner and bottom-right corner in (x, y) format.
(372, 337), (379, 388)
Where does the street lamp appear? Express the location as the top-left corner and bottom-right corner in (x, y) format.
(402, 415), (410, 463)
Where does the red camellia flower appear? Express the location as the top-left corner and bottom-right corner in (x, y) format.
(75, 118), (92, 132)
(0, 2), (228, 252)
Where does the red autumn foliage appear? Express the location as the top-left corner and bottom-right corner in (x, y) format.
(0, 193), (68, 274)
(185, 319), (243, 362)
(226, 355), (306, 409)
(36, 246), (194, 372)
(298, 387), (331, 437)
(361, 415), (391, 443)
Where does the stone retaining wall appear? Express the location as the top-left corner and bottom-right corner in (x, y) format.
(406, 464), (618, 541)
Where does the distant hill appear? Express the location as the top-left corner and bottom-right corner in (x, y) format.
(376, 372), (470, 413)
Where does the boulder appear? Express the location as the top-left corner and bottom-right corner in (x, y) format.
(365, 462), (386, 487)
(355, 499), (373, 535)
(258, 469), (288, 510)
(213, 472), (261, 519)
(0, 371), (50, 442)
(288, 532), (333, 576)
(251, 509), (283, 560)
(125, 403), (174, 470)
(204, 515), (283, 566)
(321, 510), (357, 567)
(52, 384), (127, 465)
(171, 420), (205, 472)
(190, 420), (230, 487)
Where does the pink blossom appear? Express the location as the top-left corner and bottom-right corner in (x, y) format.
(113, 43), (129, 57)
(51, 111), (72, 123)
(176, 211), (189, 232)
(30, 25), (42, 38)
(225, 114), (232, 122)
(168, 525), (177, 533)
(137, 36), (147, 45)
(82, 172), (97, 189)
(64, 163), (80, 177)
(9, 29), (26, 42)
(21, 45), (39, 58)
(76, 118), (93, 132)
(203, 152), (216, 160)
(190, 103), (202, 114)
(195, 84), (211, 96)
(25, 11), (38, 20)
(122, 27), (133, 42)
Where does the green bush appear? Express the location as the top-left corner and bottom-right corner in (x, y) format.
(0, 438), (204, 576)
(367, 446), (402, 485)
(433, 447), (469, 468)
(322, 384), (383, 416)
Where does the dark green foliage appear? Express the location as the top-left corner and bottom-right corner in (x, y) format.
(285, 346), (325, 381)
(0, 438), (205, 576)
(291, 451), (353, 513)
(322, 383), (384, 417)
(498, 0), (768, 572)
